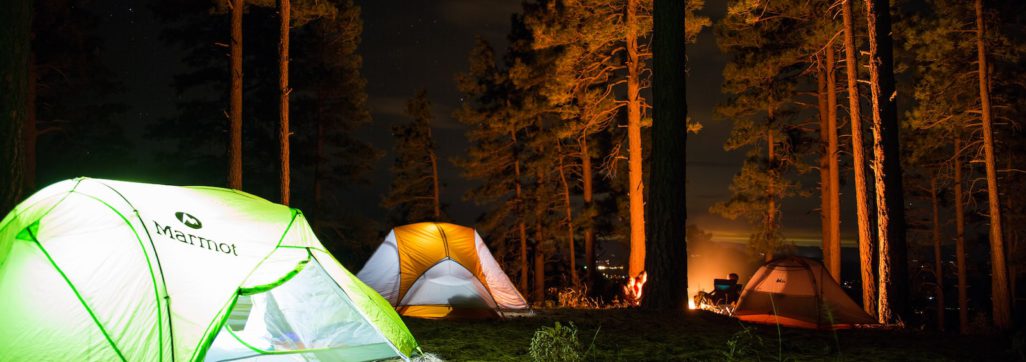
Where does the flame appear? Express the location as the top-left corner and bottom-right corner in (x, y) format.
(688, 298), (697, 310)
(623, 271), (647, 306)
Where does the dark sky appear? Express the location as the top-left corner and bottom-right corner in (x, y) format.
(87, 0), (858, 248)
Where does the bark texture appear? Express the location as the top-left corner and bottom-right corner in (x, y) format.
(974, 0), (1011, 330)
(953, 137), (969, 334)
(826, 43), (841, 280)
(513, 131), (528, 294)
(556, 141), (579, 287)
(1, 0), (30, 214)
(278, 0), (291, 205)
(626, 0), (647, 278)
(641, 0), (687, 311)
(843, 0), (876, 317)
(581, 137), (595, 282)
(866, 0), (909, 324)
(817, 61), (832, 276)
(228, 0), (243, 189)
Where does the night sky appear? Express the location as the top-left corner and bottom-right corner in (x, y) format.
(86, 0), (858, 251)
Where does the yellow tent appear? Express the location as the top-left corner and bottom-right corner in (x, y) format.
(357, 222), (531, 319)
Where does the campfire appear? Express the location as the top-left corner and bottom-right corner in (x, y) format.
(622, 271), (647, 306)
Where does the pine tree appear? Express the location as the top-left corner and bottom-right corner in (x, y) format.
(30, 0), (128, 187)
(297, 0), (377, 265)
(714, 1), (812, 260)
(865, 0), (909, 325)
(455, 37), (535, 293)
(279, 0), (292, 204)
(901, 0), (1025, 331)
(154, 0), (374, 260)
(841, 0), (876, 318)
(228, 0), (243, 189)
(640, 0), (686, 311)
(383, 89), (443, 224)
(0, 0), (30, 214)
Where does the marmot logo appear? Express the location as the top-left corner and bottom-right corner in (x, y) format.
(175, 212), (203, 229)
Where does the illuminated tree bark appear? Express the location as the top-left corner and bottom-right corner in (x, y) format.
(842, 0), (876, 318)
(974, 0), (1011, 330)
(817, 60), (832, 275)
(930, 176), (945, 331)
(581, 137), (595, 282)
(641, 0), (686, 311)
(533, 166), (546, 303)
(228, 0), (243, 190)
(953, 137), (969, 334)
(533, 239), (545, 304)
(513, 130), (529, 294)
(278, 0), (291, 205)
(626, 0), (647, 279)
(766, 126), (776, 263)
(556, 141), (579, 287)
(430, 141), (441, 219)
(866, 0), (909, 324)
(826, 42), (841, 281)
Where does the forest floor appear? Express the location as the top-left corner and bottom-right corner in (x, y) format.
(403, 309), (1018, 361)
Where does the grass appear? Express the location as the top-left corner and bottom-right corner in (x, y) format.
(403, 309), (1015, 361)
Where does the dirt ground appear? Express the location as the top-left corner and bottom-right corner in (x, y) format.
(402, 309), (1017, 361)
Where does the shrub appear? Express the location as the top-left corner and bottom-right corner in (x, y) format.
(529, 321), (597, 362)
(554, 286), (602, 309)
(721, 325), (764, 361)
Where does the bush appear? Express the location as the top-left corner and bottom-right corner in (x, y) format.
(529, 321), (597, 362)
(721, 325), (765, 361)
(553, 286), (601, 309)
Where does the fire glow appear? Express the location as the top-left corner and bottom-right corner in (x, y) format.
(623, 271), (647, 306)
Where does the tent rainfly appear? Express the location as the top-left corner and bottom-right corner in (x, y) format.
(733, 256), (876, 329)
(0, 178), (419, 361)
(357, 222), (531, 319)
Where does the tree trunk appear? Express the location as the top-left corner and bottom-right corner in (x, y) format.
(626, 0), (647, 279)
(843, 0), (876, 318)
(1006, 155), (1017, 314)
(533, 221), (546, 304)
(930, 176), (945, 331)
(974, 0), (1011, 330)
(24, 52), (36, 193)
(228, 0), (244, 190)
(640, 0), (686, 311)
(1, 0), (30, 214)
(818, 60), (832, 272)
(766, 125), (776, 263)
(429, 149), (441, 220)
(866, 0), (909, 324)
(581, 136), (595, 283)
(556, 141), (579, 287)
(278, 0), (291, 205)
(954, 137), (969, 334)
(533, 169), (547, 303)
(513, 131), (528, 294)
(827, 42), (841, 281)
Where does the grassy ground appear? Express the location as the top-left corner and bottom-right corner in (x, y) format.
(403, 309), (1015, 361)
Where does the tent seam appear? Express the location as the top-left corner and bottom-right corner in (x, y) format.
(72, 192), (168, 362)
(188, 209), (300, 361)
(92, 180), (174, 361)
(25, 226), (128, 362)
(396, 258), (501, 311)
(310, 253), (411, 361)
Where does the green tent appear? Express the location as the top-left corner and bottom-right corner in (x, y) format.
(0, 178), (419, 361)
